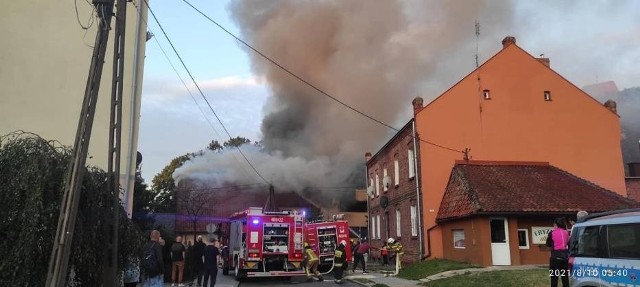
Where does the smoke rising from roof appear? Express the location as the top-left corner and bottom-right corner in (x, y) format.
(175, 0), (516, 192)
(174, 0), (640, 193)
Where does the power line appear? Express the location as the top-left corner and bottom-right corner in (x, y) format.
(180, 0), (465, 155)
(150, 35), (261, 183)
(144, 0), (270, 184)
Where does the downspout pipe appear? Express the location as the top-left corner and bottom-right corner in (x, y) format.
(365, 155), (371, 241)
(412, 120), (425, 260)
(423, 225), (439, 259)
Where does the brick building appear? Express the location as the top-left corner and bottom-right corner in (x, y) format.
(366, 115), (422, 263)
(366, 36), (635, 266)
(437, 161), (637, 266)
(627, 162), (640, 202)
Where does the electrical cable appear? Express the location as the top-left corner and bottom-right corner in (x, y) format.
(150, 35), (261, 183)
(180, 0), (465, 155)
(143, 0), (271, 184)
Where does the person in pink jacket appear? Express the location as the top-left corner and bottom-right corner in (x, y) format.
(546, 217), (570, 287)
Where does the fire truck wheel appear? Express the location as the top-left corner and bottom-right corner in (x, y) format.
(234, 257), (246, 281)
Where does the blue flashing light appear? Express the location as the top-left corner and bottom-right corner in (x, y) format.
(252, 219), (259, 225)
(302, 210), (306, 217)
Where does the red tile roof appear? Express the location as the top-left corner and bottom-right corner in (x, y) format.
(437, 162), (638, 222)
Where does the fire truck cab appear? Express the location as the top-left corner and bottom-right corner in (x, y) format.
(305, 219), (352, 273)
(227, 207), (306, 280)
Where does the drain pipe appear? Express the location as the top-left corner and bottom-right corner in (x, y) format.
(423, 225), (439, 259)
(412, 120), (425, 260)
(364, 152), (371, 241)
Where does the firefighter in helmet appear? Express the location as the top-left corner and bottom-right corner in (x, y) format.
(333, 240), (348, 284)
(303, 242), (323, 281)
(387, 238), (404, 274)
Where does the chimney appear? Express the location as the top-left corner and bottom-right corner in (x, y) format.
(502, 36), (516, 49)
(604, 99), (617, 114)
(538, 57), (551, 68)
(365, 152), (372, 162)
(412, 97), (424, 115)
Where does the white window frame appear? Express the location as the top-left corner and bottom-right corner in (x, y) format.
(370, 215), (376, 240)
(453, 229), (465, 249)
(394, 159), (400, 186)
(383, 168), (388, 191)
(375, 173), (380, 196)
(408, 149), (415, 178)
(376, 215), (381, 239)
(410, 206), (418, 236)
(396, 209), (401, 237)
(518, 228), (530, 249)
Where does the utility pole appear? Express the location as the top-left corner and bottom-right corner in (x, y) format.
(264, 184), (276, 212)
(103, 0), (127, 285)
(46, 1), (116, 286)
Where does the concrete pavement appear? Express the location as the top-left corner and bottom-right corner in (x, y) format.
(162, 271), (239, 287)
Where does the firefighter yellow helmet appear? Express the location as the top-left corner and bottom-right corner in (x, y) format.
(304, 242), (310, 248)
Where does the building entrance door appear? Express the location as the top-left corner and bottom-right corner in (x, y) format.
(490, 218), (511, 265)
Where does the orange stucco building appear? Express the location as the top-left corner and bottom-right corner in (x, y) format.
(413, 37), (628, 263)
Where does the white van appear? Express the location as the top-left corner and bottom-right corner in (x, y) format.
(568, 209), (640, 287)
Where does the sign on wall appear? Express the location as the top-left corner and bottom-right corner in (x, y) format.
(531, 227), (553, 244)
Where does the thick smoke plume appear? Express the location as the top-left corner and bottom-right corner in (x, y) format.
(175, 0), (515, 195)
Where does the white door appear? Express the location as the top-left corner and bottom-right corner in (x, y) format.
(490, 218), (511, 265)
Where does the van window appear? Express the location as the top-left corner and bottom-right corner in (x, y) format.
(570, 225), (603, 257)
(607, 223), (640, 259)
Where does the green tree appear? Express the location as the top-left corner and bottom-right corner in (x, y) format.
(0, 132), (144, 286)
(132, 174), (156, 231)
(223, 136), (251, 148)
(150, 154), (191, 213)
(207, 140), (223, 152)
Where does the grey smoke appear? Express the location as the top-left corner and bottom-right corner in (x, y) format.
(174, 0), (639, 192)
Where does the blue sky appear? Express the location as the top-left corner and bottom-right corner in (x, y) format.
(139, 0), (267, 179)
(138, 0), (640, 181)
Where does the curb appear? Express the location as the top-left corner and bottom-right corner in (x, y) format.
(346, 278), (369, 287)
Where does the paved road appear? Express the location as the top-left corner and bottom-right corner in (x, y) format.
(238, 277), (359, 286)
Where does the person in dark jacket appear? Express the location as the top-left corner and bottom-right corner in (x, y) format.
(352, 239), (370, 274)
(333, 240), (348, 284)
(202, 239), (220, 287)
(192, 235), (207, 286)
(546, 217), (570, 287)
(143, 230), (165, 287)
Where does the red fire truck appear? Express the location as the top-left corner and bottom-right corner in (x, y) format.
(305, 220), (352, 273)
(224, 207), (352, 280)
(225, 207), (306, 280)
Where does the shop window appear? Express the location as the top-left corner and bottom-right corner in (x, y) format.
(518, 229), (529, 249)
